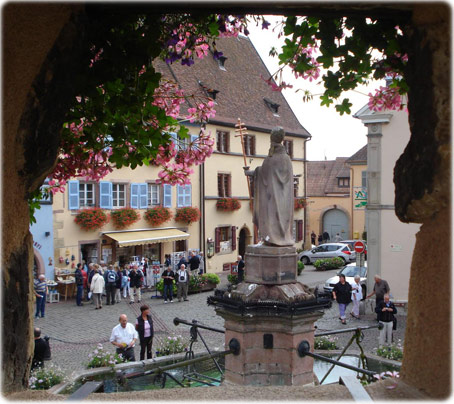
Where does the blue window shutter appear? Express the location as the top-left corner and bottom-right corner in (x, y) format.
(185, 185), (192, 207)
(163, 184), (172, 207)
(68, 180), (79, 210)
(177, 185), (183, 207)
(99, 181), (112, 209)
(130, 183), (139, 208)
(139, 183), (148, 208)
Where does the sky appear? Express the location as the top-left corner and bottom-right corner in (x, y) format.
(247, 17), (382, 161)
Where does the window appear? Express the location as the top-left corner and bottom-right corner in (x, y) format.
(243, 135), (256, 156)
(264, 97), (280, 115)
(177, 184), (192, 207)
(361, 171), (367, 189)
(338, 177), (350, 188)
(283, 140), (293, 158)
(214, 226), (236, 253)
(217, 56), (227, 70)
(79, 183), (95, 207)
(216, 130), (229, 152)
(148, 184), (160, 206)
(218, 173), (231, 197)
(293, 176), (299, 197)
(112, 184), (126, 208)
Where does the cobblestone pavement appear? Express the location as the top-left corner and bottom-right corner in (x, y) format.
(35, 270), (406, 376)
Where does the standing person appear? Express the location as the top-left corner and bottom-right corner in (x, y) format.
(188, 252), (200, 275)
(90, 269), (105, 310)
(311, 231), (316, 245)
(87, 263), (96, 302)
(322, 230), (330, 244)
(350, 275), (362, 319)
(334, 233), (342, 242)
(198, 252), (205, 275)
(317, 234), (323, 245)
(366, 275), (390, 320)
(142, 258), (149, 288)
(176, 264), (190, 302)
(104, 264), (118, 305)
(164, 254), (171, 267)
(34, 274), (48, 319)
(32, 327), (48, 370)
(177, 254), (188, 272)
(332, 274), (352, 324)
(114, 266), (123, 303)
(237, 255), (245, 283)
(161, 266), (175, 303)
(74, 263), (84, 307)
(121, 266), (130, 299)
(81, 264), (88, 301)
(110, 314), (138, 362)
(129, 265), (143, 304)
(375, 294), (397, 346)
(135, 304), (154, 360)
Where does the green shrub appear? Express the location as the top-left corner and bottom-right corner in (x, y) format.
(297, 261), (305, 275)
(87, 343), (125, 368)
(228, 273), (239, 285)
(314, 257), (344, 270)
(29, 364), (66, 390)
(203, 273), (220, 285)
(155, 334), (189, 357)
(314, 336), (338, 350)
(374, 342), (403, 361)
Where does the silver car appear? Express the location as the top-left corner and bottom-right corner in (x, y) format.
(298, 243), (355, 265)
(323, 262), (368, 298)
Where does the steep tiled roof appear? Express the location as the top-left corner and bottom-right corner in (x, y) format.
(154, 36), (310, 138)
(307, 158), (350, 196)
(346, 145), (367, 163)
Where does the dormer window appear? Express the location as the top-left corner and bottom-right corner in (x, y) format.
(218, 56), (227, 70)
(338, 177), (350, 188)
(198, 81), (219, 102)
(264, 98), (280, 116)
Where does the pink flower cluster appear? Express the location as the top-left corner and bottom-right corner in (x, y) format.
(187, 100), (216, 122)
(152, 79), (185, 119)
(289, 43), (321, 82)
(368, 86), (403, 112)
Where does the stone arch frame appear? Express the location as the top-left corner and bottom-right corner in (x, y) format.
(319, 205), (351, 236)
(33, 249), (45, 278)
(238, 225), (252, 259)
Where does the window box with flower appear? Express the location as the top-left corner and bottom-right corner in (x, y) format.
(175, 207), (200, 224)
(144, 206), (172, 226)
(216, 197), (241, 211)
(74, 208), (109, 231)
(294, 198), (306, 210)
(110, 207), (140, 229)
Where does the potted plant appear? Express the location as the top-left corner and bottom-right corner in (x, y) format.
(144, 206), (172, 226)
(74, 208), (109, 231)
(188, 273), (220, 294)
(216, 198), (241, 211)
(294, 198), (306, 210)
(110, 207), (140, 229)
(175, 207), (200, 224)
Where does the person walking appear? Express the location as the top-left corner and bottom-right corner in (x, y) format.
(114, 266), (123, 303)
(135, 304), (154, 360)
(350, 275), (362, 319)
(129, 265), (143, 304)
(322, 230), (330, 244)
(332, 274), (352, 324)
(366, 275), (390, 321)
(104, 264), (118, 305)
(161, 266), (175, 303)
(121, 266), (130, 299)
(110, 314), (138, 362)
(311, 231), (316, 245)
(237, 255), (245, 283)
(375, 294), (397, 346)
(34, 274), (48, 319)
(81, 264), (88, 301)
(317, 234), (323, 245)
(188, 252), (200, 276)
(90, 269), (105, 310)
(87, 263), (96, 302)
(74, 263), (84, 307)
(176, 264), (190, 302)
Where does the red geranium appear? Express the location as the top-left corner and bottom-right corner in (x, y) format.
(144, 206), (172, 226)
(175, 207), (200, 224)
(110, 207), (140, 229)
(216, 198), (241, 211)
(74, 208), (109, 231)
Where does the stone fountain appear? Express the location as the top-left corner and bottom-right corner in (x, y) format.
(208, 127), (331, 386)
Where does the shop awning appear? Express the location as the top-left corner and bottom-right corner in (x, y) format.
(103, 228), (189, 247)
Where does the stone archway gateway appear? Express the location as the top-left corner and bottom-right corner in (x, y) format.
(322, 208), (350, 240)
(238, 226), (251, 259)
(2, 3), (450, 397)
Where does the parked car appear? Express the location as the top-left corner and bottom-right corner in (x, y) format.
(298, 243), (355, 265)
(339, 240), (367, 260)
(323, 262), (368, 299)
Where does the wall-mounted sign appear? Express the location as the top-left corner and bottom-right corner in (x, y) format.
(353, 187), (367, 210)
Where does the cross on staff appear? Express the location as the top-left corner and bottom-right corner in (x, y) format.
(234, 118), (252, 199)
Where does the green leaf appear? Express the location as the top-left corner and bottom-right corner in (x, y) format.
(335, 98), (353, 115)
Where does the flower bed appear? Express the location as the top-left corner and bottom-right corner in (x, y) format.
(110, 207), (140, 229)
(175, 207), (200, 224)
(155, 334), (190, 357)
(188, 273), (220, 293)
(74, 208), (109, 231)
(216, 198), (241, 211)
(29, 364), (66, 390)
(86, 343), (125, 368)
(144, 206), (172, 226)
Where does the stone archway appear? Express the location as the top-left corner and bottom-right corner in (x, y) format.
(238, 226), (252, 259)
(322, 208), (350, 240)
(33, 249), (45, 278)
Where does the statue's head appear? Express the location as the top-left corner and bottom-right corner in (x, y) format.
(270, 127), (285, 143)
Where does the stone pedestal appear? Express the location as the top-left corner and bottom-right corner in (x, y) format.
(217, 308), (324, 386)
(245, 244), (297, 284)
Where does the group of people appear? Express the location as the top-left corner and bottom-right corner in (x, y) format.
(311, 230), (342, 245)
(331, 274), (396, 346)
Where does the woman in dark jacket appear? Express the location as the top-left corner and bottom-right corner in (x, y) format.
(332, 274), (352, 324)
(135, 304), (154, 360)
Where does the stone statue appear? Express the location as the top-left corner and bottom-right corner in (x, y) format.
(244, 127), (294, 246)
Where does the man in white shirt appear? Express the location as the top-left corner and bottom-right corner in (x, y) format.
(176, 264), (190, 302)
(110, 314), (138, 361)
